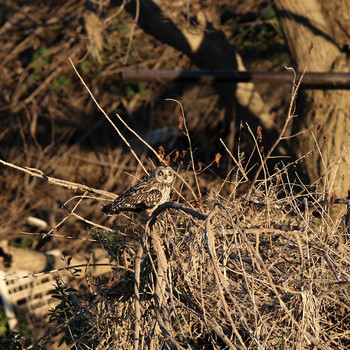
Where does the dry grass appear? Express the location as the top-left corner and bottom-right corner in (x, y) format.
(2, 108), (350, 349)
(28, 167), (350, 349)
(1, 2), (349, 349)
(10, 72), (347, 349)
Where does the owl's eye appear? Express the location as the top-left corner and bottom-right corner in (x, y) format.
(168, 171), (172, 176)
(159, 171), (164, 176)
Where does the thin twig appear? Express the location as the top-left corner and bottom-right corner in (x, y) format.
(166, 98), (204, 211)
(122, 0), (139, 65)
(220, 137), (250, 182)
(133, 241), (143, 350)
(0, 158), (116, 199)
(0, 263), (134, 282)
(20, 230), (134, 243)
(115, 113), (163, 163)
(247, 56), (311, 198)
(69, 58), (148, 175)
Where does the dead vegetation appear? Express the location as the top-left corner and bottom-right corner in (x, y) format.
(1, 66), (349, 349)
(0, 0), (289, 244)
(1, 1), (350, 349)
(20, 160), (350, 349)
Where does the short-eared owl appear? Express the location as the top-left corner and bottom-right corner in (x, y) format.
(101, 166), (174, 216)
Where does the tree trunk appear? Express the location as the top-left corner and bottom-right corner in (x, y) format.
(275, 0), (350, 197)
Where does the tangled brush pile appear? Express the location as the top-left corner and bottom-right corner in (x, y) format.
(28, 66), (350, 349)
(47, 176), (350, 349)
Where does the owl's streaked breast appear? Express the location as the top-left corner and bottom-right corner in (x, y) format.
(101, 166), (174, 216)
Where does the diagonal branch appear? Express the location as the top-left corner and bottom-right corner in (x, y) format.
(0, 158), (116, 199)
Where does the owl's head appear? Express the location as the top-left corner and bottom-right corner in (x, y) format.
(154, 166), (174, 184)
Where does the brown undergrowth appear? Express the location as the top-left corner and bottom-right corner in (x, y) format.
(32, 169), (350, 349)
(2, 68), (348, 349)
(0, 4), (349, 346)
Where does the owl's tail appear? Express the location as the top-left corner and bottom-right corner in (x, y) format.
(101, 203), (114, 215)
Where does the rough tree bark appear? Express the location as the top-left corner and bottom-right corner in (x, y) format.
(275, 0), (350, 197)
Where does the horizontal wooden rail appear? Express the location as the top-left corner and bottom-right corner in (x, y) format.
(118, 69), (350, 89)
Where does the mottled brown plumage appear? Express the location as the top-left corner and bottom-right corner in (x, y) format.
(101, 166), (174, 216)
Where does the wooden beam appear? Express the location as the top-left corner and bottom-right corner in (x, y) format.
(118, 69), (350, 89)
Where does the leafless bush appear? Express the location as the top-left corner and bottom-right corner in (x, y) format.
(1, 10), (349, 346)
(37, 173), (350, 349)
(25, 69), (350, 349)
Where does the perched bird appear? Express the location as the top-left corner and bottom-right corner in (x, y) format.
(101, 166), (175, 216)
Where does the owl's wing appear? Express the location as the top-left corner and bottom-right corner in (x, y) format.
(142, 189), (163, 209)
(101, 186), (162, 214)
